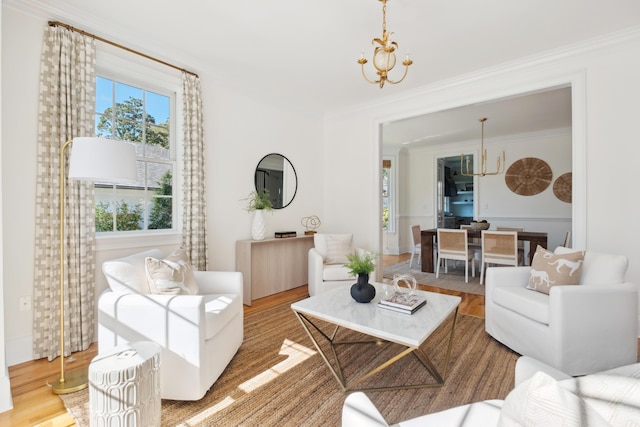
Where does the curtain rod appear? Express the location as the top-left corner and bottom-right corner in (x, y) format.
(48, 21), (198, 78)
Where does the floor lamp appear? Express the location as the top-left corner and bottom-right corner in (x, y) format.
(51, 137), (137, 394)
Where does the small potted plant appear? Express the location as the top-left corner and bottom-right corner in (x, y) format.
(244, 190), (273, 212)
(244, 190), (273, 240)
(345, 252), (377, 303)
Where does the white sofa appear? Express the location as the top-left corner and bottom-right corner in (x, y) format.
(308, 233), (376, 296)
(98, 249), (243, 401)
(342, 356), (640, 426)
(485, 247), (638, 376)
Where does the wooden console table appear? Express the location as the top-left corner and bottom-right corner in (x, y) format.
(236, 235), (314, 305)
(420, 228), (548, 273)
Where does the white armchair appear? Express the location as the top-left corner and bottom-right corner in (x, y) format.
(98, 249), (244, 401)
(308, 233), (375, 296)
(485, 247), (638, 376)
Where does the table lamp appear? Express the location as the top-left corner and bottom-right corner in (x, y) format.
(51, 137), (137, 394)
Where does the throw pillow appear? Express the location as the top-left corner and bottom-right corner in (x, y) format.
(526, 245), (585, 294)
(325, 234), (354, 264)
(145, 248), (199, 295)
(498, 372), (610, 427)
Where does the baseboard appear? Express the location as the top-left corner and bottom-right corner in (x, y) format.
(6, 336), (33, 367)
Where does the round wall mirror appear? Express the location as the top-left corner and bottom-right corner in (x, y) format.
(254, 153), (297, 209)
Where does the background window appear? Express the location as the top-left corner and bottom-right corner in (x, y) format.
(94, 77), (175, 232)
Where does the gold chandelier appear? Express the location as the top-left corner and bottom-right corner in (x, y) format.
(357, 0), (412, 88)
(460, 118), (505, 177)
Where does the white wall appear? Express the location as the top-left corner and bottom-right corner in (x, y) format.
(0, 3), (14, 414)
(1, 7), (324, 366)
(324, 28), (640, 292)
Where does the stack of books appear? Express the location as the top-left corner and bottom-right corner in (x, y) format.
(377, 291), (427, 314)
(274, 231), (297, 238)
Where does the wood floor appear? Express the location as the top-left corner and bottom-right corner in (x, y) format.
(0, 253), (484, 426)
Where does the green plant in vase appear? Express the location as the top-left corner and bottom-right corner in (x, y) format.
(244, 190), (273, 240)
(345, 252), (377, 303)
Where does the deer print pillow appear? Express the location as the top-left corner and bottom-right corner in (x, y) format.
(527, 245), (585, 294)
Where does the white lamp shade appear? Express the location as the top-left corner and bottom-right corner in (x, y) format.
(68, 137), (137, 184)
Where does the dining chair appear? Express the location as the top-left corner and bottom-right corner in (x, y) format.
(436, 228), (475, 283)
(460, 224), (481, 271)
(496, 226), (525, 265)
(409, 225), (422, 268)
(480, 230), (519, 285)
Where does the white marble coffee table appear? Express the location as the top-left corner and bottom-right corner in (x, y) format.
(291, 282), (461, 392)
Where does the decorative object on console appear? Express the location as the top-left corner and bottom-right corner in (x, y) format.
(553, 172), (572, 203)
(357, 0), (412, 88)
(461, 118), (505, 177)
(345, 252), (377, 303)
(526, 245), (584, 294)
(301, 215), (321, 235)
(244, 190), (273, 240)
(275, 231), (297, 238)
(53, 137), (137, 395)
(505, 157), (553, 196)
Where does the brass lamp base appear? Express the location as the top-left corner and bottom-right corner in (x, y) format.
(51, 367), (89, 394)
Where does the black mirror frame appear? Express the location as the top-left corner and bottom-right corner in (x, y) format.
(254, 153), (298, 209)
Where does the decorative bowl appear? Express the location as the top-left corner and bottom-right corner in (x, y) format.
(470, 222), (490, 230)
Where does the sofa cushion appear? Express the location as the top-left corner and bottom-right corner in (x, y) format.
(555, 247), (628, 286)
(526, 246), (584, 294)
(500, 370), (640, 427)
(493, 286), (550, 325)
(102, 249), (164, 294)
(498, 371), (610, 427)
(322, 264), (356, 281)
(145, 248), (199, 295)
(204, 293), (242, 340)
(313, 233), (353, 264)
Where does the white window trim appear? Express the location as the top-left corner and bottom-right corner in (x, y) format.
(95, 45), (184, 249)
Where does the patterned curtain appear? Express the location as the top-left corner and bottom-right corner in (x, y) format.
(32, 26), (96, 360)
(181, 73), (209, 270)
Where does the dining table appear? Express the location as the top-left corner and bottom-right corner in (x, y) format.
(420, 228), (548, 273)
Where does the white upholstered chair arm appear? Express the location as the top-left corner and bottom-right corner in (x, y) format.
(342, 392), (390, 427)
(193, 270), (243, 296)
(515, 356), (571, 386)
(308, 247), (325, 296)
(549, 282), (638, 372)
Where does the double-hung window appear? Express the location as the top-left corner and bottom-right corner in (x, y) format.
(94, 76), (176, 233)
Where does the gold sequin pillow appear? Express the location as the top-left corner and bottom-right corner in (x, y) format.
(527, 246), (585, 294)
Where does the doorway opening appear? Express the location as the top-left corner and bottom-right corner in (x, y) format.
(437, 155), (474, 229)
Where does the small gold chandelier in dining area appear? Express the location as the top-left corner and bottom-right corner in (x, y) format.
(357, 0), (413, 88)
(460, 118), (506, 177)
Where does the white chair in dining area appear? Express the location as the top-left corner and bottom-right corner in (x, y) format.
(436, 228), (475, 283)
(480, 230), (519, 285)
(409, 225), (421, 268)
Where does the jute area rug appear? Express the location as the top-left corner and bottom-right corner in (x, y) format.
(60, 295), (518, 426)
(384, 260), (485, 295)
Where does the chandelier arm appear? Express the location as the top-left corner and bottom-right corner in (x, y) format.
(385, 64), (410, 85)
(360, 64), (380, 85)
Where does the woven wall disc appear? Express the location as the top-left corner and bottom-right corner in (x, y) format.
(553, 172), (572, 203)
(505, 157), (553, 196)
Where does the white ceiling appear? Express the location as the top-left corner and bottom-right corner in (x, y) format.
(7, 0), (640, 143)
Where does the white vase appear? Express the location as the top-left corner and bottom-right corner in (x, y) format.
(251, 210), (266, 240)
